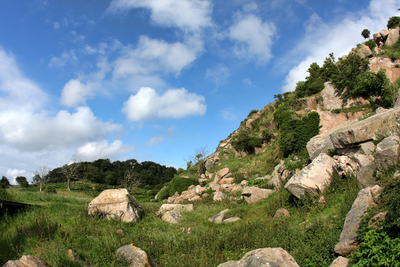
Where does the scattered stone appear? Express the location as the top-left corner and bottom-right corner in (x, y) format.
(158, 204), (194, 215)
(334, 187), (377, 256)
(329, 256), (349, 267)
(370, 185), (383, 203)
(88, 189), (145, 223)
(214, 168), (230, 183)
(67, 249), (89, 266)
(240, 180), (247, 186)
(205, 159), (215, 170)
(375, 134), (400, 167)
(217, 247), (300, 267)
(285, 153), (335, 199)
(318, 195), (326, 204)
(116, 229), (124, 235)
(219, 177), (234, 185)
(3, 256), (49, 267)
(116, 244), (156, 267)
(274, 208), (290, 219)
(267, 174), (282, 189)
(213, 191), (228, 202)
(162, 210), (182, 224)
(242, 186), (274, 204)
(223, 153), (229, 160)
(333, 156), (359, 176)
(207, 209), (228, 223)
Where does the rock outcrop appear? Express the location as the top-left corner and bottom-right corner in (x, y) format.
(88, 189), (145, 223)
(375, 134), (400, 167)
(334, 187), (377, 256)
(116, 244), (156, 267)
(217, 247), (300, 267)
(285, 153), (335, 199)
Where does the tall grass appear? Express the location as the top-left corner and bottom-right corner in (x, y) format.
(1, 175), (359, 267)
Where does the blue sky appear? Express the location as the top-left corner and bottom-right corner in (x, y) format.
(0, 0), (399, 183)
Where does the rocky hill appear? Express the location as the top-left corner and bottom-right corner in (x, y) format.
(153, 20), (400, 266)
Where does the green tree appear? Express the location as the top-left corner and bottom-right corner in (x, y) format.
(60, 161), (81, 191)
(33, 165), (50, 192)
(387, 16), (400, 29)
(0, 176), (11, 188)
(361, 29), (370, 39)
(16, 176), (29, 187)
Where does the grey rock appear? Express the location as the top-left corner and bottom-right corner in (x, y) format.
(357, 164), (376, 188)
(375, 134), (400, 167)
(242, 186), (274, 204)
(158, 204), (194, 215)
(334, 187), (377, 256)
(213, 191), (228, 202)
(161, 210), (182, 224)
(3, 256), (48, 267)
(217, 247), (300, 267)
(116, 245), (156, 267)
(273, 208), (290, 219)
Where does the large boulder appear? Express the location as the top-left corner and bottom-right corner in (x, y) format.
(320, 82), (369, 110)
(213, 191), (228, 202)
(242, 186), (274, 204)
(3, 255), (48, 267)
(370, 57), (400, 84)
(375, 134), (400, 167)
(334, 187), (377, 256)
(285, 153), (335, 199)
(214, 167), (230, 183)
(116, 244), (156, 267)
(356, 44), (373, 58)
(217, 247), (299, 267)
(158, 204), (194, 215)
(356, 164), (376, 188)
(385, 26), (400, 47)
(161, 210), (182, 224)
(88, 189), (144, 223)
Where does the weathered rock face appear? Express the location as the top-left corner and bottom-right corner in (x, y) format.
(385, 26), (400, 47)
(357, 164), (376, 188)
(116, 244), (156, 267)
(334, 187), (377, 256)
(357, 44), (373, 58)
(333, 156), (359, 177)
(318, 110), (366, 135)
(158, 204), (194, 215)
(207, 209), (240, 224)
(88, 189), (145, 223)
(242, 186), (274, 204)
(3, 255), (48, 267)
(308, 107), (400, 160)
(370, 57), (400, 84)
(217, 247), (300, 267)
(285, 153), (335, 199)
(375, 134), (400, 167)
(320, 82), (369, 110)
(214, 167), (230, 183)
(205, 159), (215, 170)
(161, 210), (182, 224)
(213, 191), (228, 202)
(329, 256), (349, 267)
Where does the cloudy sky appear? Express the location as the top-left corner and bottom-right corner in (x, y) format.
(0, 0), (399, 183)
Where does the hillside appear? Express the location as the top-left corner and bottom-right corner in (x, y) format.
(3, 18), (400, 267)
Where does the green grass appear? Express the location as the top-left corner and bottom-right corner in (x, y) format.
(0, 175), (360, 267)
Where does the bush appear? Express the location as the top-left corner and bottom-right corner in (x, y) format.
(44, 185), (57, 194)
(231, 130), (264, 153)
(387, 16), (400, 29)
(364, 39), (376, 50)
(16, 176), (29, 188)
(155, 176), (199, 200)
(361, 29), (370, 39)
(294, 63), (326, 98)
(0, 187), (14, 201)
(248, 110), (258, 117)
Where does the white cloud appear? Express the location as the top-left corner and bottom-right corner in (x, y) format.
(0, 48), (122, 153)
(49, 50), (77, 68)
(205, 66), (230, 85)
(113, 35), (203, 77)
(281, 0), (400, 92)
(74, 140), (134, 161)
(243, 78), (253, 86)
(146, 136), (164, 146)
(229, 14), (277, 64)
(70, 31), (85, 43)
(122, 87), (206, 121)
(220, 108), (238, 121)
(53, 21), (60, 30)
(60, 79), (99, 107)
(107, 0), (213, 32)
(7, 169), (28, 184)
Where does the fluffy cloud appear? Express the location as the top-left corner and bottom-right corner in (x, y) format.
(281, 0), (400, 92)
(0, 48), (123, 155)
(74, 140), (134, 161)
(113, 35), (203, 77)
(229, 14), (277, 64)
(122, 87), (206, 121)
(60, 79), (99, 107)
(107, 0), (213, 32)
(146, 136), (164, 146)
(49, 50), (77, 68)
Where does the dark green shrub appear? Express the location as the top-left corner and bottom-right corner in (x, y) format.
(44, 185), (57, 194)
(361, 29), (370, 39)
(364, 39), (376, 50)
(0, 187), (14, 201)
(16, 176), (29, 188)
(387, 16), (400, 29)
(232, 130), (263, 153)
(248, 110), (258, 117)
(155, 176), (199, 200)
(294, 63), (326, 98)
(0, 176), (11, 189)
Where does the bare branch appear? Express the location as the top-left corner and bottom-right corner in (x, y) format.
(33, 165), (50, 192)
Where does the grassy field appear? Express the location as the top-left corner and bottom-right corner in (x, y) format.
(0, 173), (360, 267)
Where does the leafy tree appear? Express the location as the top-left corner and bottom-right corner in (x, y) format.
(387, 16), (400, 29)
(60, 161), (81, 191)
(16, 176), (29, 187)
(0, 176), (11, 188)
(361, 29), (370, 39)
(295, 62), (326, 98)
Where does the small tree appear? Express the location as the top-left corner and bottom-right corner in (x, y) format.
(60, 161), (81, 191)
(16, 176), (29, 187)
(0, 176), (11, 188)
(33, 165), (50, 192)
(361, 29), (370, 39)
(387, 16), (400, 29)
(122, 169), (141, 193)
